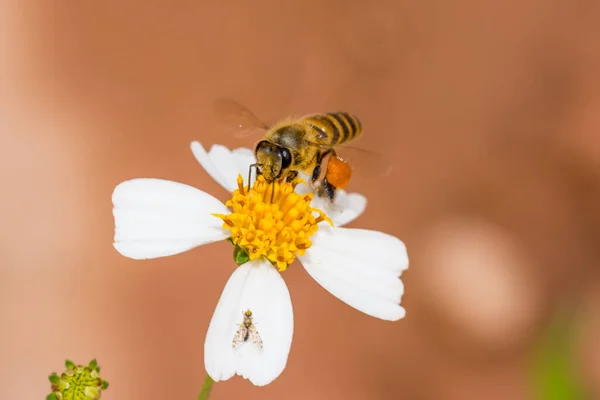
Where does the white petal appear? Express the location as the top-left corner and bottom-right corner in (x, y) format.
(204, 258), (293, 386)
(299, 226), (408, 321)
(232, 148), (256, 177)
(310, 190), (367, 227)
(112, 179), (230, 259)
(191, 141), (254, 192)
(294, 178), (367, 227)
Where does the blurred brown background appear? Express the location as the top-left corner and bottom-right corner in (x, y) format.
(1, 1), (599, 399)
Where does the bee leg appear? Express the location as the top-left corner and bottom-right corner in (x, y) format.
(313, 149), (335, 183)
(321, 148), (336, 161)
(270, 182), (275, 203)
(310, 164), (321, 184)
(322, 177), (337, 203)
(285, 170), (298, 182)
(247, 163), (262, 190)
(310, 163), (321, 183)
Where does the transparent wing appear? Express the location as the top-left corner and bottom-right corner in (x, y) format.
(211, 98), (392, 182)
(336, 144), (393, 179)
(302, 139), (393, 181)
(212, 98), (269, 139)
(248, 324), (263, 349)
(232, 324), (248, 348)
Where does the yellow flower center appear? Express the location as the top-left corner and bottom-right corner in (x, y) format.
(215, 175), (332, 271)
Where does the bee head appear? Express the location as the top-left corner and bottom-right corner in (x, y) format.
(255, 140), (292, 181)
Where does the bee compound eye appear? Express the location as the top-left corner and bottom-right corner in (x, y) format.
(255, 140), (269, 155)
(280, 147), (292, 169)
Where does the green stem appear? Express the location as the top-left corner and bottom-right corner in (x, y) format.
(198, 374), (215, 400)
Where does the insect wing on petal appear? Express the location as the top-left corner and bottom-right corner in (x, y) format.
(232, 324), (248, 348)
(248, 324), (263, 349)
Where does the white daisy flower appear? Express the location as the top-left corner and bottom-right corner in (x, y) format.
(112, 151), (408, 387)
(190, 141), (367, 227)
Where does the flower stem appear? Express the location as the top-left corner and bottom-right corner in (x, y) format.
(198, 374), (215, 400)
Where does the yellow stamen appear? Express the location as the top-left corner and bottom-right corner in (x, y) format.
(215, 174), (333, 272)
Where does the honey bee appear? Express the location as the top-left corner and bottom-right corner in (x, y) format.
(213, 98), (375, 203)
(232, 309), (263, 349)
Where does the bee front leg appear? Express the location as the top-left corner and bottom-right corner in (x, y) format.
(285, 170), (298, 182)
(247, 163), (263, 190)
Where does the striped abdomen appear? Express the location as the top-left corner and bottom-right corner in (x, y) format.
(303, 112), (362, 147)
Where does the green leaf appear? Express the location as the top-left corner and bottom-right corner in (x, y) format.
(233, 245), (250, 266)
(88, 359), (98, 370)
(101, 380), (109, 390)
(65, 360), (75, 370)
(46, 393), (58, 400)
(48, 373), (60, 385)
(226, 237), (234, 245)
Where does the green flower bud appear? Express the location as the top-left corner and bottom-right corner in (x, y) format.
(47, 359), (109, 400)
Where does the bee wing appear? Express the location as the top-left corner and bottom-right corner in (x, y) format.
(301, 137), (393, 181)
(248, 324), (263, 349)
(232, 324), (248, 348)
(335, 144), (393, 179)
(212, 98), (269, 139)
